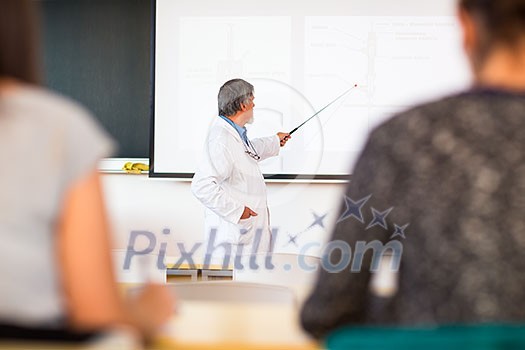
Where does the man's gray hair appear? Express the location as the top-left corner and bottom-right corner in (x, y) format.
(218, 79), (254, 117)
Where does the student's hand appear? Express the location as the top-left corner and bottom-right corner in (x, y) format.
(240, 206), (258, 220)
(277, 132), (291, 147)
(127, 283), (174, 337)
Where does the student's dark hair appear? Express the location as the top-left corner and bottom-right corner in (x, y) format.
(460, 0), (525, 48)
(0, 0), (42, 84)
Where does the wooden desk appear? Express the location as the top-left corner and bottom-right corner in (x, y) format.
(152, 300), (320, 350)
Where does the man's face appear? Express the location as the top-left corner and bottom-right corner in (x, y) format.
(245, 95), (255, 124)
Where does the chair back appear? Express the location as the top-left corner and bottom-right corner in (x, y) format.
(326, 324), (525, 350)
(233, 253), (320, 302)
(169, 281), (295, 304)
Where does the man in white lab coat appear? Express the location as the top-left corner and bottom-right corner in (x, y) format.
(191, 79), (290, 267)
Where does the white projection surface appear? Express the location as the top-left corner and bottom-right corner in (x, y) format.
(153, 0), (471, 177)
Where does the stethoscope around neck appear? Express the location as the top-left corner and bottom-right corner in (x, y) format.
(243, 138), (260, 161)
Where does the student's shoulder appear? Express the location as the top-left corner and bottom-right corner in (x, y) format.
(20, 85), (90, 116)
(368, 93), (467, 145)
(12, 85), (98, 132)
(16, 85), (113, 152)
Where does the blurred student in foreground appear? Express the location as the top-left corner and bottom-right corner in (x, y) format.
(0, 0), (173, 343)
(302, 0), (525, 340)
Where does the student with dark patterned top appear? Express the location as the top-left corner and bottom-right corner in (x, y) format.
(301, 0), (525, 341)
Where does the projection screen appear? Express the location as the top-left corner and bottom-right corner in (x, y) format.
(151, 0), (471, 179)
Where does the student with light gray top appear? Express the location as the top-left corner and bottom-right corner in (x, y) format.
(0, 0), (173, 343)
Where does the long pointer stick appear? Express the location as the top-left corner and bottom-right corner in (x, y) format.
(289, 84), (358, 135)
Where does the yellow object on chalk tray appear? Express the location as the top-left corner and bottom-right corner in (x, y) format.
(122, 162), (149, 174)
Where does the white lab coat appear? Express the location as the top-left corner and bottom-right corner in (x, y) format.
(191, 118), (280, 264)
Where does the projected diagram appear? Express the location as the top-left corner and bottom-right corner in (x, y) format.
(171, 17), (292, 171)
(303, 16), (470, 169)
(154, 12), (470, 175)
(178, 16), (291, 87)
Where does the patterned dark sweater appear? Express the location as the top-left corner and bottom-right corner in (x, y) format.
(300, 88), (525, 339)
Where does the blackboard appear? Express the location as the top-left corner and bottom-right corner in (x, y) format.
(41, 0), (151, 158)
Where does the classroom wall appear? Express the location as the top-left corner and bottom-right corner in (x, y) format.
(101, 174), (346, 263)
